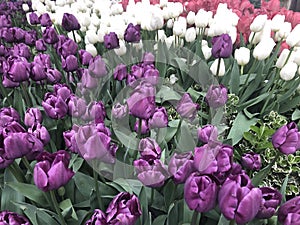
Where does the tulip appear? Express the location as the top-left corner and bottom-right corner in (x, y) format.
(271, 14), (285, 32)
(1, 121), (26, 136)
(134, 119), (150, 135)
(149, 107), (168, 129)
(234, 47), (250, 66)
(277, 196), (300, 225)
(185, 27), (196, 43)
(106, 192), (142, 225)
(187, 11), (195, 25)
(280, 62), (297, 81)
(205, 84), (228, 109)
(184, 172), (218, 212)
(173, 17), (187, 37)
(31, 62), (47, 81)
(104, 32), (119, 50)
(60, 38), (78, 58)
(0, 211), (30, 225)
(168, 152), (194, 184)
(28, 123), (50, 146)
(42, 93), (68, 119)
(24, 108), (43, 127)
(133, 159), (169, 187)
(138, 137), (161, 161)
(114, 39), (126, 56)
(277, 22), (292, 40)
(67, 95), (87, 118)
(85, 209), (107, 225)
(62, 55), (79, 72)
(24, 30), (37, 46)
(78, 68), (98, 89)
(29, 12), (40, 25)
(272, 122), (300, 155)
(12, 43), (31, 59)
(253, 38), (276, 60)
(113, 64), (128, 81)
(88, 55), (107, 78)
(176, 93), (199, 121)
(124, 23), (141, 43)
(286, 24), (300, 47)
(210, 58), (225, 76)
(35, 39), (47, 52)
(241, 152), (261, 171)
(3, 56), (31, 82)
(276, 49), (292, 69)
(46, 68), (62, 84)
(85, 101), (106, 124)
(195, 9), (212, 28)
(34, 150), (74, 192)
(63, 128), (79, 154)
(43, 27), (59, 44)
(131, 65), (143, 78)
(212, 34), (233, 58)
(0, 107), (20, 127)
(250, 14), (268, 32)
(219, 172), (262, 224)
(78, 49), (93, 66)
(62, 13), (80, 32)
(256, 187), (282, 219)
(39, 13), (52, 27)
(112, 103), (128, 119)
(197, 124), (218, 144)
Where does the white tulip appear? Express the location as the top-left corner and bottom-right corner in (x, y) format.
(210, 58), (225, 76)
(55, 0), (66, 6)
(67, 31), (82, 42)
(195, 9), (212, 28)
(86, 30), (99, 44)
(97, 27), (108, 43)
(79, 13), (91, 27)
(202, 45), (212, 60)
(228, 26), (237, 44)
(187, 11), (195, 25)
(166, 19), (173, 28)
(276, 49), (291, 68)
(160, 0), (168, 7)
(253, 38), (276, 60)
(110, 3), (123, 15)
(234, 47), (250, 66)
(271, 14), (285, 32)
(22, 4), (29, 12)
(173, 17), (187, 37)
(185, 27), (196, 42)
(156, 29), (167, 41)
(280, 61), (297, 81)
(286, 24), (300, 47)
(149, 11), (164, 31)
(292, 49), (300, 66)
(250, 14), (268, 32)
(114, 40), (126, 56)
(85, 44), (98, 57)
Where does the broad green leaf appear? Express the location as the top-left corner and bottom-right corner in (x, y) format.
(139, 186), (148, 225)
(156, 85), (181, 103)
(292, 109), (300, 121)
(189, 59), (215, 90)
(176, 120), (197, 152)
(229, 61), (240, 95)
(59, 199), (78, 220)
(163, 180), (176, 208)
(280, 175), (289, 204)
(217, 214), (230, 225)
(152, 215), (167, 225)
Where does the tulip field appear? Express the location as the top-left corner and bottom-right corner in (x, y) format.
(0, 0), (300, 224)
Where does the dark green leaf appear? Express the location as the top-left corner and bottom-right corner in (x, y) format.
(229, 61), (240, 95)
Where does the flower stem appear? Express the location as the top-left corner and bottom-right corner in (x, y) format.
(138, 118), (143, 139)
(49, 190), (66, 225)
(191, 210), (199, 225)
(8, 163), (25, 183)
(216, 58), (221, 78)
(230, 220), (236, 225)
(93, 169), (104, 210)
(22, 157), (33, 174)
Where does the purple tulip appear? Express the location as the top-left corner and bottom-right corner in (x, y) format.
(31, 62), (47, 81)
(133, 159), (169, 187)
(84, 101), (106, 124)
(12, 43), (31, 59)
(149, 107), (168, 129)
(62, 55), (78, 72)
(0, 131), (13, 169)
(113, 64), (128, 81)
(138, 138), (161, 161)
(197, 124), (218, 143)
(29, 12), (40, 25)
(205, 84), (228, 109)
(126, 73), (137, 86)
(67, 95), (87, 117)
(127, 82), (156, 120)
(131, 64), (143, 79)
(24, 30), (37, 46)
(176, 93), (199, 121)
(1, 121), (26, 137)
(104, 32), (119, 49)
(33, 150), (74, 192)
(0, 15), (12, 28)
(184, 172), (218, 212)
(211, 33), (233, 58)
(36, 39), (47, 51)
(78, 68), (99, 89)
(112, 103), (128, 119)
(134, 119), (150, 135)
(168, 152), (194, 184)
(1, 27), (14, 43)
(53, 84), (72, 101)
(0, 211), (30, 225)
(42, 93), (68, 119)
(143, 66), (159, 85)
(106, 192), (142, 225)
(218, 172), (262, 224)
(43, 27), (59, 44)
(256, 187), (282, 219)
(124, 23), (141, 43)
(142, 52), (155, 65)
(12, 27), (25, 42)
(62, 13), (80, 32)
(39, 13), (52, 27)
(58, 38), (78, 58)
(241, 152), (262, 171)
(278, 196), (300, 225)
(0, 107), (20, 127)
(0, 44), (8, 57)
(75, 124), (116, 163)
(34, 53), (52, 68)
(28, 123), (50, 146)
(78, 49), (93, 66)
(24, 108), (43, 127)
(3, 56), (30, 82)
(272, 122), (300, 155)
(85, 209), (107, 225)
(46, 68), (62, 84)
(63, 128), (79, 154)
(88, 55), (107, 78)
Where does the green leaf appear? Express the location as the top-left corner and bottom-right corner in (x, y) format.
(152, 215), (167, 225)
(217, 214), (230, 225)
(59, 199), (78, 220)
(229, 61), (240, 95)
(252, 162), (274, 187)
(189, 59), (215, 90)
(280, 175), (289, 204)
(7, 182), (48, 206)
(163, 180), (176, 208)
(292, 109), (300, 121)
(227, 112), (258, 146)
(139, 186), (149, 225)
(156, 85), (181, 103)
(176, 120), (197, 152)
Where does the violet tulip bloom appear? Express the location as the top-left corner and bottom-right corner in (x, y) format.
(197, 124), (218, 143)
(0, 132), (13, 169)
(34, 150), (74, 192)
(28, 123), (50, 146)
(142, 52), (155, 65)
(211, 33), (233, 58)
(24, 108), (43, 127)
(256, 187), (282, 219)
(60, 38), (78, 58)
(31, 62), (47, 81)
(39, 13), (52, 27)
(62, 55), (79, 72)
(278, 196), (300, 225)
(176, 93), (199, 121)
(218, 172), (262, 224)
(241, 152), (262, 171)
(184, 172), (218, 212)
(34, 53), (51, 68)
(42, 93), (68, 119)
(35, 39), (47, 51)
(67, 95), (87, 117)
(84, 100), (106, 124)
(134, 119), (150, 135)
(134, 159), (169, 187)
(104, 32), (119, 49)
(46, 68), (62, 84)
(85, 209), (107, 225)
(88, 55), (107, 78)
(106, 192), (142, 225)
(0, 107), (20, 127)
(3, 56), (31, 82)
(43, 27), (59, 44)
(138, 137), (161, 161)
(113, 64), (128, 81)
(29, 12), (39, 25)
(0, 211), (30, 225)
(272, 122), (300, 155)
(78, 49), (93, 66)
(205, 84), (228, 109)
(149, 106), (168, 129)
(12, 43), (31, 59)
(112, 103), (128, 119)
(62, 13), (80, 32)
(168, 152), (194, 184)
(124, 23), (141, 43)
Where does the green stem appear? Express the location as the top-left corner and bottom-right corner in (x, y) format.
(8, 163), (24, 183)
(138, 118), (143, 139)
(150, 188), (155, 205)
(0, 80), (12, 106)
(216, 58), (221, 78)
(49, 190), (66, 225)
(191, 210), (199, 225)
(22, 157), (33, 174)
(230, 220), (236, 225)
(175, 118), (183, 142)
(93, 169), (104, 210)
(21, 83), (31, 107)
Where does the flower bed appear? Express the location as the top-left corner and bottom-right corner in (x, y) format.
(0, 0), (300, 224)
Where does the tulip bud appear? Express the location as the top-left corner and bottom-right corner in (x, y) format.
(210, 58), (225, 76)
(185, 27), (196, 43)
(173, 17), (187, 37)
(271, 14), (285, 32)
(195, 9), (212, 28)
(134, 119), (150, 135)
(0, 211), (30, 225)
(250, 14), (268, 32)
(234, 47), (250, 66)
(176, 93), (199, 121)
(85, 44), (98, 57)
(280, 61), (297, 81)
(187, 11), (195, 25)
(286, 24), (300, 47)
(241, 152), (261, 171)
(253, 38), (276, 60)
(62, 13), (80, 32)
(24, 108), (43, 127)
(205, 84), (228, 108)
(88, 55), (107, 78)
(104, 32), (119, 50)
(114, 39), (127, 56)
(197, 125), (218, 143)
(277, 196), (300, 225)
(276, 49), (291, 68)
(277, 22), (292, 40)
